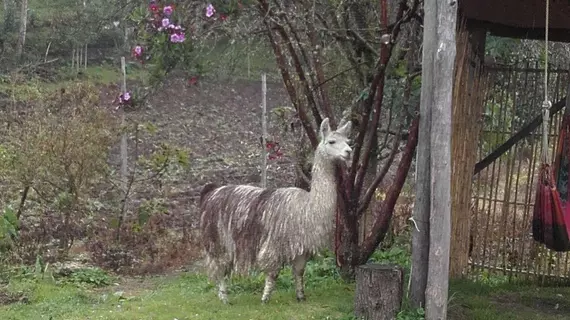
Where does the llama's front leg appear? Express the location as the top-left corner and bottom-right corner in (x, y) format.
(261, 270), (279, 304)
(292, 255), (308, 302)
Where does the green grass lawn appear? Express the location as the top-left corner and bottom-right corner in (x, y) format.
(0, 271), (354, 320)
(448, 277), (570, 320)
(3, 265), (570, 320)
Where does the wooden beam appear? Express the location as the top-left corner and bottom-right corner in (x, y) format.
(468, 19), (570, 43)
(474, 97), (567, 175)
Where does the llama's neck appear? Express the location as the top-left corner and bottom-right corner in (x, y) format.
(306, 151), (338, 231)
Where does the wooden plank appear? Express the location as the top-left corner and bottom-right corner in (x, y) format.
(461, 0), (570, 41)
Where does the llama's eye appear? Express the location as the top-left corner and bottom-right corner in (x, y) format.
(328, 140), (336, 145)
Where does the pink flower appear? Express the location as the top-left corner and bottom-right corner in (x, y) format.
(206, 4), (215, 17)
(170, 32), (185, 43)
(133, 45), (143, 57)
(116, 91), (132, 108)
(163, 5), (173, 16)
(161, 18), (170, 28)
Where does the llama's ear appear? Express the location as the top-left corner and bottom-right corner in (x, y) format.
(320, 118), (331, 140)
(336, 120), (352, 137)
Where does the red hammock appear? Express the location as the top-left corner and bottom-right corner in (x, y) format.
(533, 113), (570, 251)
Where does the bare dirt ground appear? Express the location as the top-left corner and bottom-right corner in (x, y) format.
(100, 76), (299, 232)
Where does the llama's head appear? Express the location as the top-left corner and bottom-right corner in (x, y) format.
(317, 117), (352, 163)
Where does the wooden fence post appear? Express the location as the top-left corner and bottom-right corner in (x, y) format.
(261, 73), (268, 188)
(425, 0), (457, 319)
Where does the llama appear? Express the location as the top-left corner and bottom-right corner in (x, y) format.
(199, 117), (352, 304)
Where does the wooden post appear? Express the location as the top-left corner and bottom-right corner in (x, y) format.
(261, 73), (267, 188)
(83, 0), (87, 69)
(115, 56), (129, 241)
(77, 46), (82, 72)
(410, 1), (435, 310)
(120, 56), (128, 205)
(410, 88), (431, 309)
(426, 0), (457, 319)
(71, 46), (75, 70)
(247, 38), (252, 78)
(354, 264), (404, 320)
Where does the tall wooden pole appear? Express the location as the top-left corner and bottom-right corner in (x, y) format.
(411, 0), (457, 318)
(83, 0), (88, 69)
(427, 0), (457, 319)
(120, 57), (128, 206)
(261, 73), (268, 188)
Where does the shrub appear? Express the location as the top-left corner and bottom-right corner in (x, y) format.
(0, 82), (117, 263)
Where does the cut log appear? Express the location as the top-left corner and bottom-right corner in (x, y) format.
(354, 264), (404, 320)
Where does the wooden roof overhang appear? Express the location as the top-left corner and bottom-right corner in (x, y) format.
(460, 0), (570, 42)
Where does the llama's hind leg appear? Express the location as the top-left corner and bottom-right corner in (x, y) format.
(206, 255), (231, 304)
(261, 269), (280, 304)
(292, 255), (308, 302)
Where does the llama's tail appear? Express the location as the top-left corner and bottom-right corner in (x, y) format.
(200, 183), (218, 206)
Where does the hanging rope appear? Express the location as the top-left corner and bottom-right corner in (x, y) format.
(541, 0), (551, 161)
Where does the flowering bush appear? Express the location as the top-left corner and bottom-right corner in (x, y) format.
(129, 1), (193, 78)
(118, 0), (249, 109)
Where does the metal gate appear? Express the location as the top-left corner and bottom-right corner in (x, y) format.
(470, 62), (570, 282)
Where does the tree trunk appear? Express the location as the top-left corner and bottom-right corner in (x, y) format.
(424, 0), (457, 319)
(15, 0), (27, 59)
(360, 130), (379, 244)
(354, 264), (404, 320)
(338, 205), (360, 280)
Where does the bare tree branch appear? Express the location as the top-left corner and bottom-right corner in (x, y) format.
(258, 0), (319, 147)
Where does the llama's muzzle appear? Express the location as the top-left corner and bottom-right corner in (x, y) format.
(342, 146), (352, 161)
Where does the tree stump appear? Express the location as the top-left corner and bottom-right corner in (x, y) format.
(354, 264), (404, 320)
